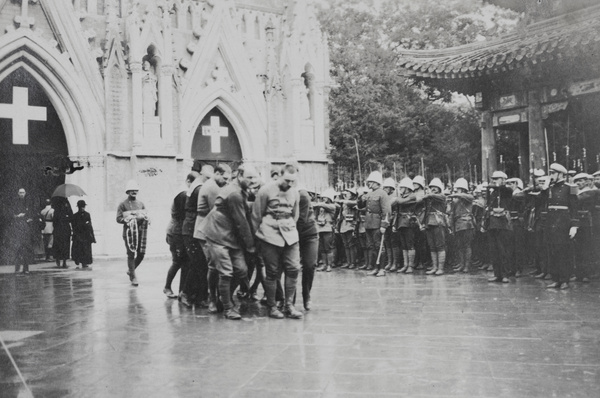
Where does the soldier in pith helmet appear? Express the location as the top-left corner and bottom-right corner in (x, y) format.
(449, 178), (475, 273)
(358, 171), (392, 277)
(422, 178), (447, 276)
(382, 178), (397, 272)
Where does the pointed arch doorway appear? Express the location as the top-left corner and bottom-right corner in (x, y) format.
(0, 67), (69, 264)
(191, 108), (243, 168)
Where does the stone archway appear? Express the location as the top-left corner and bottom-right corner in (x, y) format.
(191, 107), (243, 164)
(0, 67), (69, 264)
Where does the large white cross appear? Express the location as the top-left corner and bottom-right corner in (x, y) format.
(0, 87), (47, 145)
(202, 116), (228, 153)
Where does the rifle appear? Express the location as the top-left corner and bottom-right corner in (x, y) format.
(375, 233), (386, 266)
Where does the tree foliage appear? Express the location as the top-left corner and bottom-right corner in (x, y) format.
(317, 0), (519, 184)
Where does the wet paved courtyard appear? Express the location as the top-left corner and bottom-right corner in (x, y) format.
(1, 259), (600, 398)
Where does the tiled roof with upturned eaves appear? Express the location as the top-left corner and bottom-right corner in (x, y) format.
(397, 4), (600, 80)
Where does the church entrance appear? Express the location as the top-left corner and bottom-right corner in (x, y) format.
(0, 68), (69, 264)
(191, 108), (243, 169)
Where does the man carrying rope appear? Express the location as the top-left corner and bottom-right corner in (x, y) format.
(116, 180), (149, 286)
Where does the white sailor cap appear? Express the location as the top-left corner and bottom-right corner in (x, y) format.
(491, 171), (507, 179)
(549, 163), (568, 175)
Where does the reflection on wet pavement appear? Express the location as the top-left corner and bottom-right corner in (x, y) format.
(1, 259), (600, 397)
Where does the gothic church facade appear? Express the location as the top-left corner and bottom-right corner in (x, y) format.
(0, 0), (330, 258)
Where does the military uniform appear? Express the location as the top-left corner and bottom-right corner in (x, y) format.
(508, 190), (528, 276)
(338, 199), (359, 269)
(392, 193), (417, 273)
(484, 184), (513, 281)
(579, 188), (600, 275)
(575, 187), (595, 281)
(541, 180), (579, 285)
(361, 187), (392, 272)
(471, 196), (487, 268)
(519, 185), (548, 277)
(421, 188), (447, 275)
(449, 192), (475, 272)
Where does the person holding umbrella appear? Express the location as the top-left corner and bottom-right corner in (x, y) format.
(52, 196), (73, 268)
(50, 183), (87, 269)
(71, 200), (96, 269)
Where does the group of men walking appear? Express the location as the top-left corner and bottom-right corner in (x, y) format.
(311, 163), (600, 290)
(125, 162), (315, 320)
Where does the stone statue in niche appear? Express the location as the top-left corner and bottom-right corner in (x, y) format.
(142, 60), (158, 118)
(301, 71), (314, 120)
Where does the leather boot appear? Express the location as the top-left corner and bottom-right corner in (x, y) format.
(326, 253), (334, 272)
(454, 251), (465, 272)
(348, 246), (357, 269)
(218, 276), (240, 319)
(264, 278), (284, 318)
(426, 252), (438, 275)
(390, 247), (401, 272)
(283, 276), (303, 319)
(128, 258), (138, 286)
(358, 249), (369, 270)
(384, 247), (394, 271)
(405, 250), (416, 274)
(207, 268), (220, 312)
(341, 247), (352, 268)
(398, 251), (409, 273)
(435, 251), (446, 275)
(365, 249), (374, 271)
(463, 248), (472, 273)
(316, 253), (327, 272)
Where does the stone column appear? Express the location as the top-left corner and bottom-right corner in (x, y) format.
(159, 65), (174, 150)
(130, 62), (143, 149)
(481, 110), (497, 180)
(528, 90), (546, 176)
(291, 78), (304, 156)
(519, 130), (529, 181)
(87, 0), (97, 14)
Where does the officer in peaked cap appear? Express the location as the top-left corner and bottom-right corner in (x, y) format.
(574, 173), (595, 283)
(542, 163), (579, 289)
(519, 170), (548, 278)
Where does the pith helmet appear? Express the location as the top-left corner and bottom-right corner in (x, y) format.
(344, 187), (357, 195)
(366, 171), (383, 185)
(454, 178), (469, 191)
(125, 180), (140, 193)
(506, 178), (523, 190)
(549, 163), (568, 175)
(491, 171), (507, 179)
(412, 175), (425, 189)
(320, 188), (337, 202)
(382, 178), (396, 189)
(532, 169), (545, 177)
(398, 177), (413, 190)
(429, 178), (444, 192)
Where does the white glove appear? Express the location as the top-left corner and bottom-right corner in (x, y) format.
(569, 227), (578, 239)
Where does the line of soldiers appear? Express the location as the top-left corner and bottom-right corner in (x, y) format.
(310, 164), (600, 290)
(159, 162), (317, 320)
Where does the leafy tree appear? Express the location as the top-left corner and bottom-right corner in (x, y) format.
(317, 0), (519, 185)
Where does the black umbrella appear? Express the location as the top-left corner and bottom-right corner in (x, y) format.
(51, 183), (86, 198)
